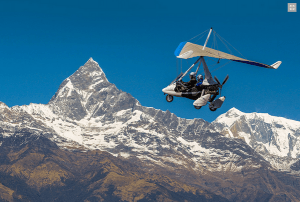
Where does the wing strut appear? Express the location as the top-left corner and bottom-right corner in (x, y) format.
(178, 57), (201, 81)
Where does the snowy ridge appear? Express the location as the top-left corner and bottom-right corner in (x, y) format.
(214, 107), (300, 129)
(14, 102), (246, 173)
(0, 102), (9, 110)
(12, 103), (57, 119)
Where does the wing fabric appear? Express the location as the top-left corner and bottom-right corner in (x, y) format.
(175, 42), (274, 69)
(230, 59), (272, 68)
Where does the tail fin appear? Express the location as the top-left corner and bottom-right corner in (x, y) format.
(270, 61), (282, 69)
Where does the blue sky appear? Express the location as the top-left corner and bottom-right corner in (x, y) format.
(0, 0), (299, 122)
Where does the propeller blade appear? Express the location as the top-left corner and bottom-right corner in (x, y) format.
(214, 76), (221, 85)
(222, 75), (229, 85)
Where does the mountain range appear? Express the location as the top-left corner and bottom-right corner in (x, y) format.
(1, 58), (300, 201)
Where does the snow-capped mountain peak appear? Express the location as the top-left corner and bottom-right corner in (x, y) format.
(214, 108), (300, 130)
(213, 108), (300, 170)
(52, 57), (108, 97)
(87, 57), (98, 65)
(226, 107), (244, 116)
(212, 107), (245, 128)
(47, 58), (116, 120)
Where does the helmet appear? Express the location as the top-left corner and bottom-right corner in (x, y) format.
(197, 74), (203, 81)
(189, 72), (196, 79)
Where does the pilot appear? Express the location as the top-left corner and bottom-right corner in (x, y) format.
(183, 72), (197, 89)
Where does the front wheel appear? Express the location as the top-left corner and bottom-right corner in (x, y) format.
(166, 95), (173, 102)
(194, 106), (202, 110)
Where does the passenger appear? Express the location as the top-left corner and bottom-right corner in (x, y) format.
(196, 74), (204, 91)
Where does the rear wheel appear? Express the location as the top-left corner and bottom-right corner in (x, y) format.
(209, 107), (217, 111)
(166, 95), (173, 102)
(194, 106), (202, 109)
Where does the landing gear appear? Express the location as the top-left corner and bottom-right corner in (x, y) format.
(194, 105), (202, 109)
(166, 95), (173, 102)
(209, 94), (218, 102)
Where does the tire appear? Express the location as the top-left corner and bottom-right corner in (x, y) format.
(209, 107), (217, 111)
(194, 106), (202, 109)
(166, 95), (173, 102)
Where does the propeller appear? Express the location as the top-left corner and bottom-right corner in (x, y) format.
(222, 75), (229, 85)
(214, 76), (221, 85)
(214, 75), (229, 96)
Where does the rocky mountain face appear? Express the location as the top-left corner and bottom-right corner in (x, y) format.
(1, 58), (300, 201)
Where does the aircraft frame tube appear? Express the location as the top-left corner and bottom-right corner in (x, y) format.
(178, 57), (201, 81)
(195, 59), (202, 74)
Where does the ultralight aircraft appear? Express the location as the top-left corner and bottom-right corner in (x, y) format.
(162, 28), (281, 111)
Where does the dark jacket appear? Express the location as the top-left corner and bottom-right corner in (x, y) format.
(184, 78), (197, 89)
